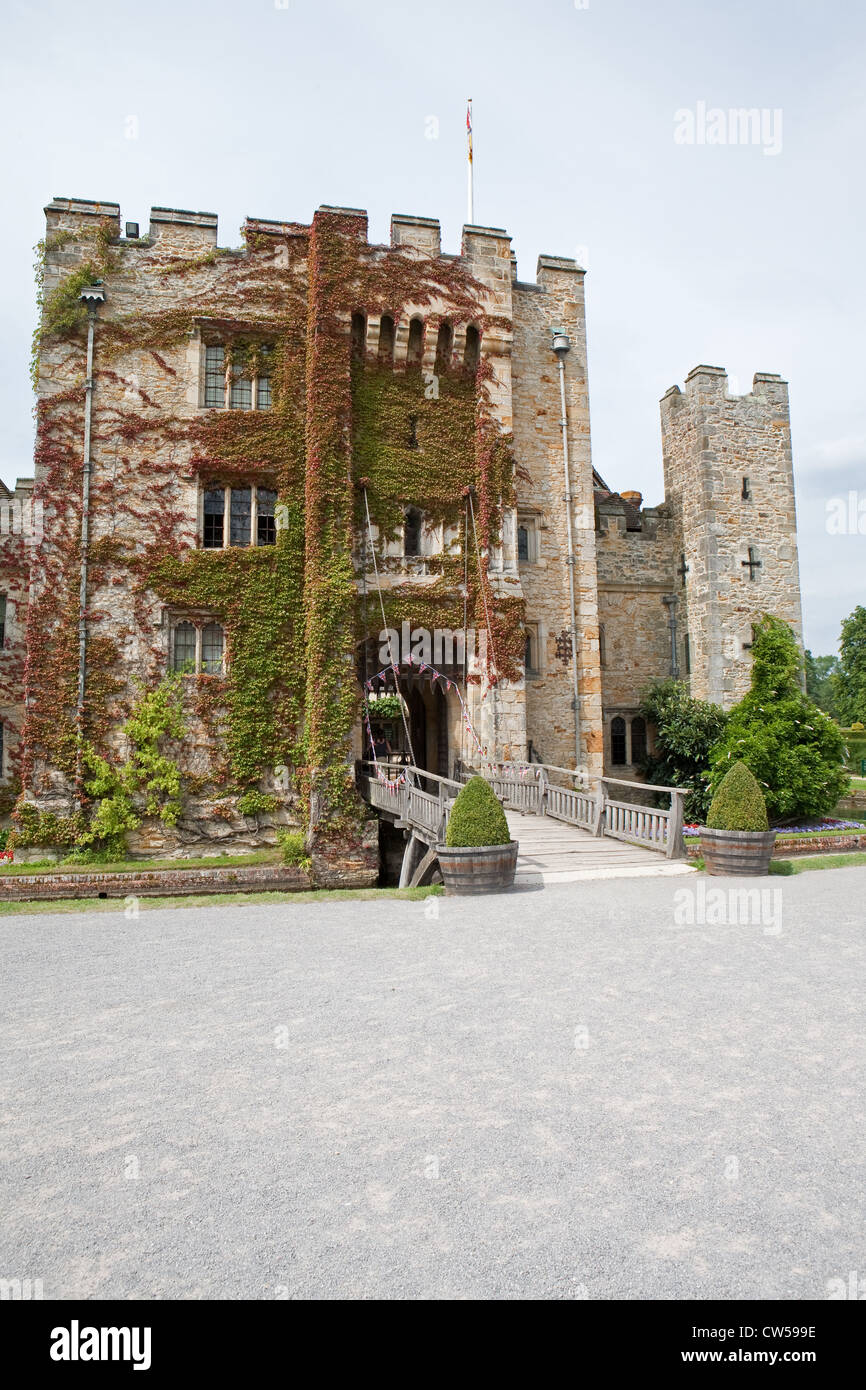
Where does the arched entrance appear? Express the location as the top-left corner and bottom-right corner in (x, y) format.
(356, 636), (463, 778)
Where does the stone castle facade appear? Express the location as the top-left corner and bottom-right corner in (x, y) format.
(0, 195), (803, 850)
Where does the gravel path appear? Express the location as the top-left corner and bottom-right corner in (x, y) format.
(1, 868), (864, 1300)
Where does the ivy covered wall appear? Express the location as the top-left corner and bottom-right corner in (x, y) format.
(14, 199), (527, 864)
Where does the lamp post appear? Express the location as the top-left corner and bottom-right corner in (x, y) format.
(551, 328), (581, 768)
(75, 282), (106, 805)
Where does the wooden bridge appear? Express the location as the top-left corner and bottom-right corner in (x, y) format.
(358, 762), (693, 887)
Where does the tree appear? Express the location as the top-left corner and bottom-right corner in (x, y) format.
(638, 679), (728, 822)
(804, 649), (839, 719)
(833, 605), (866, 726)
(708, 615), (848, 823)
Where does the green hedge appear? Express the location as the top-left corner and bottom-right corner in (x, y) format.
(445, 777), (511, 847)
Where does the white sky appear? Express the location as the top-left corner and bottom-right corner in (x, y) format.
(1, 0), (863, 654)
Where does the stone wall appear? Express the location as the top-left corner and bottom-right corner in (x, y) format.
(511, 260), (603, 772)
(0, 862), (314, 901)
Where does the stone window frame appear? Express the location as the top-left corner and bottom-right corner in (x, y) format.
(198, 483), (278, 550)
(200, 339), (274, 412)
(516, 512), (541, 565)
(523, 622), (541, 679)
(167, 611), (227, 678)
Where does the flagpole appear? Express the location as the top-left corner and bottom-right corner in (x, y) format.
(466, 98), (474, 225)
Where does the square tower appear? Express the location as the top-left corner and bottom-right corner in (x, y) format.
(661, 366), (803, 706)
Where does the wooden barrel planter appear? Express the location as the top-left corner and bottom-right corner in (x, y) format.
(699, 828), (777, 876)
(436, 841), (519, 895)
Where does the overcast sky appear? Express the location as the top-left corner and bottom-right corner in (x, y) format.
(1, 0), (862, 655)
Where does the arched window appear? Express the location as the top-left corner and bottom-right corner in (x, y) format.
(378, 314), (395, 367)
(630, 716), (647, 765)
(517, 525), (529, 563)
(351, 312), (367, 362)
(407, 317), (424, 367)
(202, 623), (224, 676)
(464, 324), (481, 370)
(172, 621), (196, 673)
(404, 507), (423, 558)
(611, 716), (627, 766)
(435, 322), (453, 369)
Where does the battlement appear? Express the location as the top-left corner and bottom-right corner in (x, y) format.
(662, 365), (789, 409)
(42, 196), (584, 295)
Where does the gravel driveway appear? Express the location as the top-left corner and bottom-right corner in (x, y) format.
(1, 868), (864, 1299)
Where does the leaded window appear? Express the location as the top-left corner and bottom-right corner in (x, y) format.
(201, 623), (224, 675)
(172, 621), (197, 673)
(203, 488), (225, 549)
(257, 488), (277, 546)
(204, 346), (225, 408)
(230, 488), (252, 547)
(230, 350), (252, 410)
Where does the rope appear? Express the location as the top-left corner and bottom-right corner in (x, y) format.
(468, 492), (501, 759)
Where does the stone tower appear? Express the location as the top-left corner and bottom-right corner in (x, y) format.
(660, 365), (803, 707)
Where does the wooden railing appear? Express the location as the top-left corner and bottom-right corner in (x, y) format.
(359, 761), (688, 860)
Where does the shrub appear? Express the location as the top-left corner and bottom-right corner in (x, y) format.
(833, 605), (866, 726)
(708, 615), (849, 822)
(277, 828), (311, 871)
(445, 776), (510, 847)
(238, 790), (279, 818)
(705, 761), (769, 832)
(638, 679), (728, 821)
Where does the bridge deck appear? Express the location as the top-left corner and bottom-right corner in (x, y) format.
(507, 811), (695, 884)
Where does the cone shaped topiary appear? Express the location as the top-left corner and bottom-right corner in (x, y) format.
(446, 776), (511, 847)
(705, 760), (769, 832)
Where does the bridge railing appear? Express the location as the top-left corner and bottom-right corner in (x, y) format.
(358, 762), (463, 846)
(360, 761), (688, 860)
(455, 762), (687, 859)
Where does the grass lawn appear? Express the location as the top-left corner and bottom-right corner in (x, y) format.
(772, 852), (866, 875)
(0, 848), (284, 876)
(848, 776), (866, 790)
(0, 884), (443, 916)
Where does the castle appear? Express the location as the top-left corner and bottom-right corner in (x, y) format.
(0, 196), (803, 862)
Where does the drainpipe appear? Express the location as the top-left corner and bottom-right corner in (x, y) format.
(74, 283), (106, 806)
(551, 328), (581, 768)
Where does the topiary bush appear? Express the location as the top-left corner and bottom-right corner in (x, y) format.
(705, 760), (769, 832)
(445, 776), (511, 847)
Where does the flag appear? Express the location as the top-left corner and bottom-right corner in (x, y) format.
(466, 99), (473, 164)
